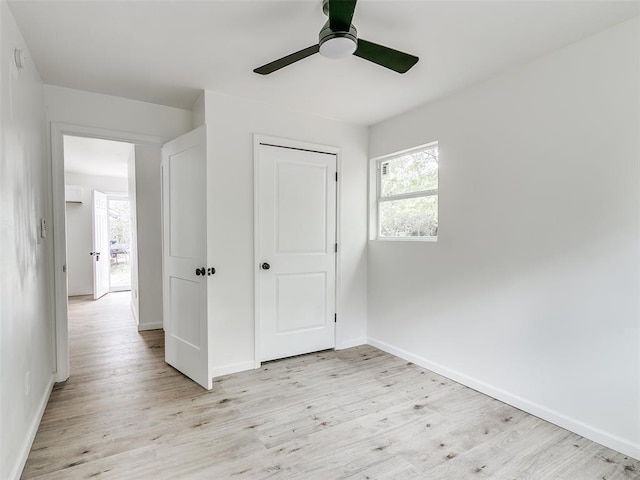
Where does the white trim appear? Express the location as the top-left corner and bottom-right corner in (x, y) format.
(254, 134), (341, 156)
(370, 142), (439, 241)
(374, 236), (438, 243)
(105, 192), (129, 199)
(379, 188), (438, 203)
(370, 141), (439, 164)
(334, 150), (343, 359)
(336, 337), (367, 350)
(253, 136), (260, 367)
(212, 361), (256, 379)
(109, 287), (131, 293)
(8, 376), (54, 480)
(253, 134), (341, 367)
(368, 156), (378, 240)
(367, 337), (640, 461)
(137, 322), (163, 331)
(130, 298), (138, 323)
(51, 124), (69, 381)
(51, 122), (167, 382)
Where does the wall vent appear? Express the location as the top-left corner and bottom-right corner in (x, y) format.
(65, 185), (83, 203)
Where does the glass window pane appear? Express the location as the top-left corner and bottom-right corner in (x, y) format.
(379, 195), (438, 238)
(108, 199), (131, 289)
(380, 148), (438, 197)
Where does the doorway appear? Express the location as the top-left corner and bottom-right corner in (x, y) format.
(63, 135), (135, 299)
(52, 123), (167, 382)
(107, 195), (132, 292)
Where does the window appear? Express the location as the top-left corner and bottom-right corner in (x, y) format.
(376, 143), (438, 239)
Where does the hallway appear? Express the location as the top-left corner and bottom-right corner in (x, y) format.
(21, 293), (204, 478)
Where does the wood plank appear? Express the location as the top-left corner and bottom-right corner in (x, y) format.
(21, 292), (639, 479)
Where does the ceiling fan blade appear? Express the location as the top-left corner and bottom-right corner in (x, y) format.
(354, 39), (419, 74)
(254, 45), (320, 75)
(329, 0), (357, 32)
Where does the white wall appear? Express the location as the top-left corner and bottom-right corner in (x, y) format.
(44, 85), (193, 140)
(192, 91), (205, 128)
(64, 172), (128, 296)
(203, 91), (369, 377)
(368, 17), (640, 459)
(0, 2), (54, 478)
(134, 145), (163, 330)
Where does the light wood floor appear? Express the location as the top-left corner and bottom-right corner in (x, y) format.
(22, 293), (638, 479)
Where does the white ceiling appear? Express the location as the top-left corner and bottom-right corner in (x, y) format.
(64, 135), (133, 178)
(9, 1), (640, 126)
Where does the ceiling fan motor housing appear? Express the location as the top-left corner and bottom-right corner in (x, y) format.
(319, 21), (357, 58)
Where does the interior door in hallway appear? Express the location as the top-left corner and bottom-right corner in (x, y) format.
(257, 143), (337, 362)
(92, 190), (110, 299)
(161, 125), (212, 389)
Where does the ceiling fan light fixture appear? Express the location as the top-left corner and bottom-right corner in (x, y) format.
(253, 0), (419, 75)
(319, 35), (357, 59)
(318, 22), (358, 59)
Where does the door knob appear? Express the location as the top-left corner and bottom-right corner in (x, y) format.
(261, 262), (270, 270)
(195, 267), (206, 276)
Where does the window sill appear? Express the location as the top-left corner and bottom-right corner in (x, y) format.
(373, 236), (438, 242)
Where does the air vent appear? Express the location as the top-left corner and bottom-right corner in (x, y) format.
(381, 162), (389, 176)
(65, 185), (83, 203)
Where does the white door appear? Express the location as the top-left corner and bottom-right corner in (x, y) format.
(161, 125), (212, 390)
(92, 190), (110, 300)
(257, 143), (337, 362)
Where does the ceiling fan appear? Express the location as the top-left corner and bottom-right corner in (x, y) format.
(253, 0), (419, 75)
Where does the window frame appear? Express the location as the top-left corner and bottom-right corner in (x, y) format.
(373, 142), (439, 242)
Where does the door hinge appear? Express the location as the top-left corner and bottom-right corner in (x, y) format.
(335, 243), (338, 253)
(334, 313), (337, 323)
(62, 264), (66, 273)
(335, 172), (338, 182)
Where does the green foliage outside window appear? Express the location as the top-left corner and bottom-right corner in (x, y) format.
(109, 199), (130, 246)
(378, 147), (438, 238)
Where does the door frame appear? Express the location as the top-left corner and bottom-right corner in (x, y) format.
(50, 122), (165, 382)
(253, 134), (341, 367)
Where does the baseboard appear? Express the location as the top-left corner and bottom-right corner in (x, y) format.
(137, 322), (163, 331)
(367, 337), (640, 461)
(336, 336), (367, 350)
(9, 375), (55, 480)
(212, 361), (256, 379)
